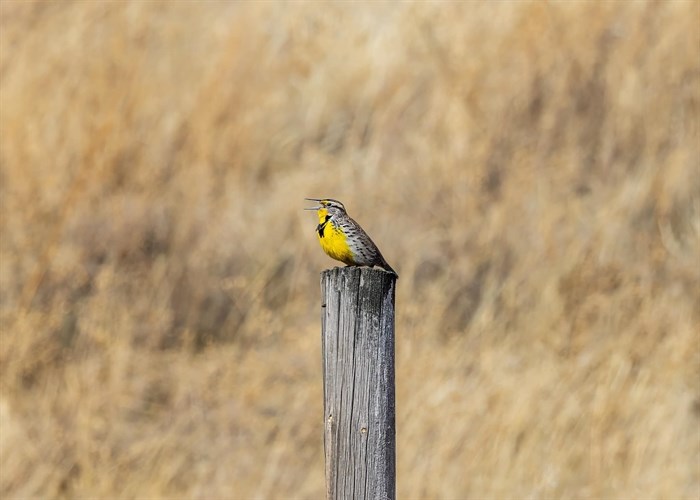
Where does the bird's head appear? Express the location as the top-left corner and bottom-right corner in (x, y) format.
(304, 198), (347, 224)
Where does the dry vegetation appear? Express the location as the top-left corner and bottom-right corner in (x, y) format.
(1, 1), (699, 499)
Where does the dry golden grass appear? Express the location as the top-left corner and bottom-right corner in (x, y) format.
(1, 1), (699, 498)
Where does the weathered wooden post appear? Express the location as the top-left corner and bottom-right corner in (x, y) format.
(320, 266), (397, 500)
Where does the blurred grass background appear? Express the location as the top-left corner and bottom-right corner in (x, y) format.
(1, 1), (699, 498)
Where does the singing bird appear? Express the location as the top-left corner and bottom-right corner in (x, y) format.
(305, 198), (398, 278)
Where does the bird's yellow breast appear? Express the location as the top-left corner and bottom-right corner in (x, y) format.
(316, 209), (355, 265)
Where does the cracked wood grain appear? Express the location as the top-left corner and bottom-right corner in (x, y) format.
(321, 267), (396, 500)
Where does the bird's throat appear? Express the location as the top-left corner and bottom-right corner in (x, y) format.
(316, 208), (330, 238)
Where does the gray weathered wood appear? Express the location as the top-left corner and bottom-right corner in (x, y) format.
(321, 266), (396, 500)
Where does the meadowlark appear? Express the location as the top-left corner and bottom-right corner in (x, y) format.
(305, 198), (398, 278)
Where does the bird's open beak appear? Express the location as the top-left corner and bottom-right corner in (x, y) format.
(304, 198), (323, 210)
